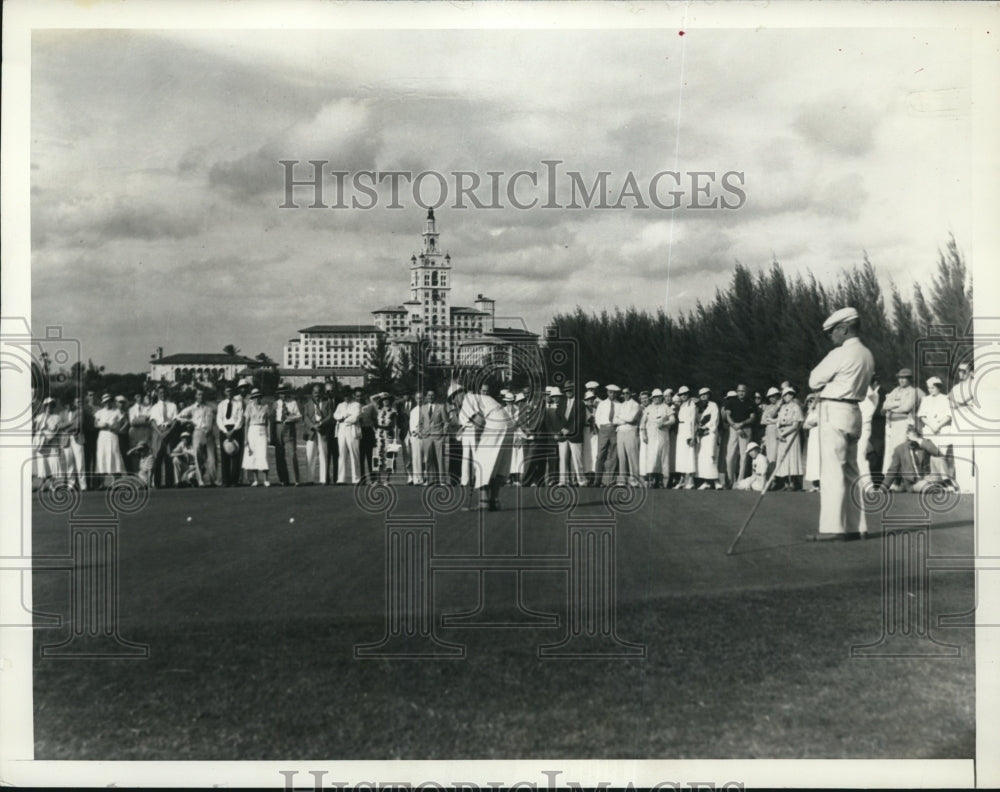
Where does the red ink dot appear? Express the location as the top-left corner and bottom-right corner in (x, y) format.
(678, 30), (685, 36)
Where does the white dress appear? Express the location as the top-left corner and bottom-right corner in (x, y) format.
(695, 401), (720, 479)
(803, 405), (821, 482)
(95, 407), (125, 475)
(642, 402), (672, 475)
(917, 392), (955, 481)
(675, 399), (697, 474)
(242, 403), (270, 471)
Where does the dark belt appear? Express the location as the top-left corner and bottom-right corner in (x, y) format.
(821, 397), (860, 404)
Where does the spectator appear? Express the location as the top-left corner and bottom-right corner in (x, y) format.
(882, 424), (944, 493)
(271, 382), (302, 486)
(760, 386), (781, 462)
(694, 388), (720, 490)
(614, 387), (642, 486)
(216, 384), (244, 487)
(242, 388), (271, 487)
(641, 388), (674, 488)
(94, 393), (127, 488)
(302, 384), (334, 485)
(882, 368), (925, 453)
(723, 384), (756, 488)
(334, 388), (362, 484)
(372, 392), (397, 483)
(34, 397), (65, 492)
(171, 431), (203, 487)
(178, 388), (218, 486)
(802, 393), (821, 492)
(674, 386), (697, 489)
(774, 385), (804, 491)
(149, 385), (179, 488)
(734, 442), (769, 491)
(917, 376), (956, 489)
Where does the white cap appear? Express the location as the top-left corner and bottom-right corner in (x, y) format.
(698, 387), (710, 396)
(651, 388), (663, 397)
(747, 442), (761, 453)
(585, 380), (599, 389)
(42, 396), (56, 406)
(606, 384), (621, 392)
(548, 387), (562, 397)
(782, 385), (796, 396)
(725, 390), (737, 398)
(584, 389), (596, 399)
(663, 388), (674, 396)
(514, 393), (526, 403)
(447, 381), (465, 398)
(503, 392), (515, 402)
(677, 386), (689, 395)
(822, 306), (859, 332)
(766, 386), (780, 397)
(927, 376), (943, 389)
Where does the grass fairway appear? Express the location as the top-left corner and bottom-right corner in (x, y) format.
(32, 484), (975, 759)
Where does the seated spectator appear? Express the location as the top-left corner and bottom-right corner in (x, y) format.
(171, 431), (203, 487)
(734, 442), (770, 491)
(882, 424), (947, 493)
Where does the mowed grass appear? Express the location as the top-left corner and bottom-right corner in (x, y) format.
(31, 485), (975, 760)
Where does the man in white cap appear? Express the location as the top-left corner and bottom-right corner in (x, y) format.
(808, 306), (875, 540)
(593, 384), (620, 486)
(613, 387), (642, 486)
(674, 386), (697, 488)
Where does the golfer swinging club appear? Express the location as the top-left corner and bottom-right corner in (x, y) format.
(807, 306), (875, 541)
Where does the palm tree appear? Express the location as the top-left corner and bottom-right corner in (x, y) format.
(223, 344), (241, 356)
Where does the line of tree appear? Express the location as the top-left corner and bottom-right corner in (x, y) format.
(549, 235), (972, 394)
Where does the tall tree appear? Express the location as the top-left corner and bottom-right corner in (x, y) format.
(223, 344), (241, 356)
(365, 334), (395, 393)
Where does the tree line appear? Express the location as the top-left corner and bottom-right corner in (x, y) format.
(549, 235), (973, 394)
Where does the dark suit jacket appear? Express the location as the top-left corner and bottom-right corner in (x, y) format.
(541, 405), (565, 440)
(418, 403), (448, 438)
(560, 398), (583, 442)
(302, 398), (334, 438)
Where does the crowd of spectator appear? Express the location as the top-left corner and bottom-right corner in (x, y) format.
(31, 361), (975, 496)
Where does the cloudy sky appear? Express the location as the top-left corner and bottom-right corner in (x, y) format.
(30, 24), (972, 372)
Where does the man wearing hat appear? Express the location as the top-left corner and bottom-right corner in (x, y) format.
(149, 385), (179, 488)
(272, 381), (302, 486)
(808, 306), (875, 540)
(674, 386), (697, 488)
(723, 384), (756, 489)
(593, 384), (620, 486)
(216, 383), (245, 487)
(613, 387), (642, 486)
(526, 385), (563, 486)
(557, 381), (587, 486)
(881, 367), (925, 456)
(171, 430), (203, 487)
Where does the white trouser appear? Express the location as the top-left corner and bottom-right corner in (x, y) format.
(410, 435), (424, 483)
(558, 440), (586, 485)
(65, 439), (87, 489)
(306, 434), (328, 484)
(818, 401), (867, 536)
(460, 433), (476, 486)
(337, 430), (361, 483)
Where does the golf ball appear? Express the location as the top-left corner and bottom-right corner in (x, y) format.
(186, 516), (192, 523)
(289, 518), (295, 524)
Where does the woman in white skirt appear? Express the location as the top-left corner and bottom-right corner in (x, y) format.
(674, 387), (697, 488)
(641, 389), (674, 487)
(773, 386), (804, 491)
(94, 393), (127, 487)
(802, 393), (821, 491)
(242, 388), (272, 486)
